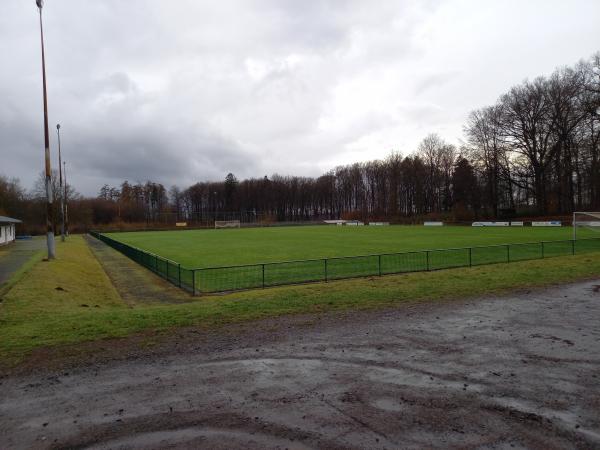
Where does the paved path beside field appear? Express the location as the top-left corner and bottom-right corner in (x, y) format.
(85, 234), (192, 304)
(2, 279), (600, 449)
(0, 237), (45, 289)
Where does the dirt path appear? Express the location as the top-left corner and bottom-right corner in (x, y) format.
(0, 237), (45, 288)
(1, 280), (600, 449)
(84, 235), (192, 304)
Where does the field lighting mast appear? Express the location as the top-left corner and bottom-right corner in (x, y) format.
(57, 124), (65, 242)
(36, 0), (55, 259)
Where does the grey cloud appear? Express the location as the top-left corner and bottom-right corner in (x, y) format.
(96, 73), (137, 96)
(414, 71), (461, 95)
(397, 103), (448, 130)
(1, 0), (598, 195)
(66, 118), (259, 192)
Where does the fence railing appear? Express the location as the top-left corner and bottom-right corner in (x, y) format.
(89, 231), (600, 295)
(89, 231), (196, 293)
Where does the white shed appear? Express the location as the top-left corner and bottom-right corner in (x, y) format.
(0, 216), (21, 246)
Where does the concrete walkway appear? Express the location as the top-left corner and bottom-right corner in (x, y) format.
(85, 235), (192, 304)
(0, 237), (45, 288)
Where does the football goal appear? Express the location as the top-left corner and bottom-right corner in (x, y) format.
(215, 220), (241, 229)
(573, 212), (600, 239)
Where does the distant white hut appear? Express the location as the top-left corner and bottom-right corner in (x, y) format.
(0, 216), (21, 246)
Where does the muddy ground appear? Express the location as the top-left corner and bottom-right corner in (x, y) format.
(1, 280), (600, 449)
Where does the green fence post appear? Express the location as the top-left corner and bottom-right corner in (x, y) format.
(178, 263), (181, 287)
(378, 254), (382, 276)
(506, 244), (510, 263)
(192, 269), (196, 295)
(324, 259), (328, 282)
(262, 264), (265, 288)
(571, 240), (575, 255)
(166, 261), (169, 280)
(468, 247), (472, 267)
(541, 241), (545, 259)
(426, 251), (430, 271)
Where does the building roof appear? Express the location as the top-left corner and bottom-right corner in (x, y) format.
(0, 216), (21, 224)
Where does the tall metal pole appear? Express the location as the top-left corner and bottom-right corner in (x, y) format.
(57, 124), (65, 242)
(63, 161), (69, 236)
(37, 0), (55, 259)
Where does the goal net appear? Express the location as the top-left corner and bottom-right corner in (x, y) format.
(573, 212), (600, 239)
(215, 220), (241, 229)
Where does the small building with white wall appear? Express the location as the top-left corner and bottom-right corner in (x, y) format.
(0, 216), (21, 246)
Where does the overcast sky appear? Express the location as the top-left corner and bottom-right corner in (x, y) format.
(1, 0), (599, 195)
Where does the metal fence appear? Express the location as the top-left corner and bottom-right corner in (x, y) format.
(89, 231), (196, 293)
(89, 231), (600, 295)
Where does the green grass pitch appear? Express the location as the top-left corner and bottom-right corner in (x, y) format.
(106, 225), (594, 268)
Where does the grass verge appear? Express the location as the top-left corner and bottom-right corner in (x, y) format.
(1, 234), (599, 368)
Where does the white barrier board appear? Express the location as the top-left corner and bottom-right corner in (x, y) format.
(424, 221), (443, 226)
(369, 222), (390, 226)
(472, 221), (509, 227)
(532, 221), (561, 227)
(576, 221), (600, 226)
(510, 221), (524, 226)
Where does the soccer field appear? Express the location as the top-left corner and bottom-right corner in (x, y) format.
(106, 225), (593, 268)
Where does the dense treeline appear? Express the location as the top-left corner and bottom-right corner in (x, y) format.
(92, 54), (600, 224)
(0, 171), (90, 234)
(465, 55), (600, 217)
(1, 55), (598, 232)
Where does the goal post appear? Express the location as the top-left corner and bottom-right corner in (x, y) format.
(572, 212), (600, 240)
(215, 220), (241, 229)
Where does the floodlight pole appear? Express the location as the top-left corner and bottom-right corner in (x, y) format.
(57, 124), (65, 242)
(37, 0), (55, 259)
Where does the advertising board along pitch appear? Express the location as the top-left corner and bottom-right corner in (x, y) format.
(532, 221), (561, 227)
(472, 221), (509, 226)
